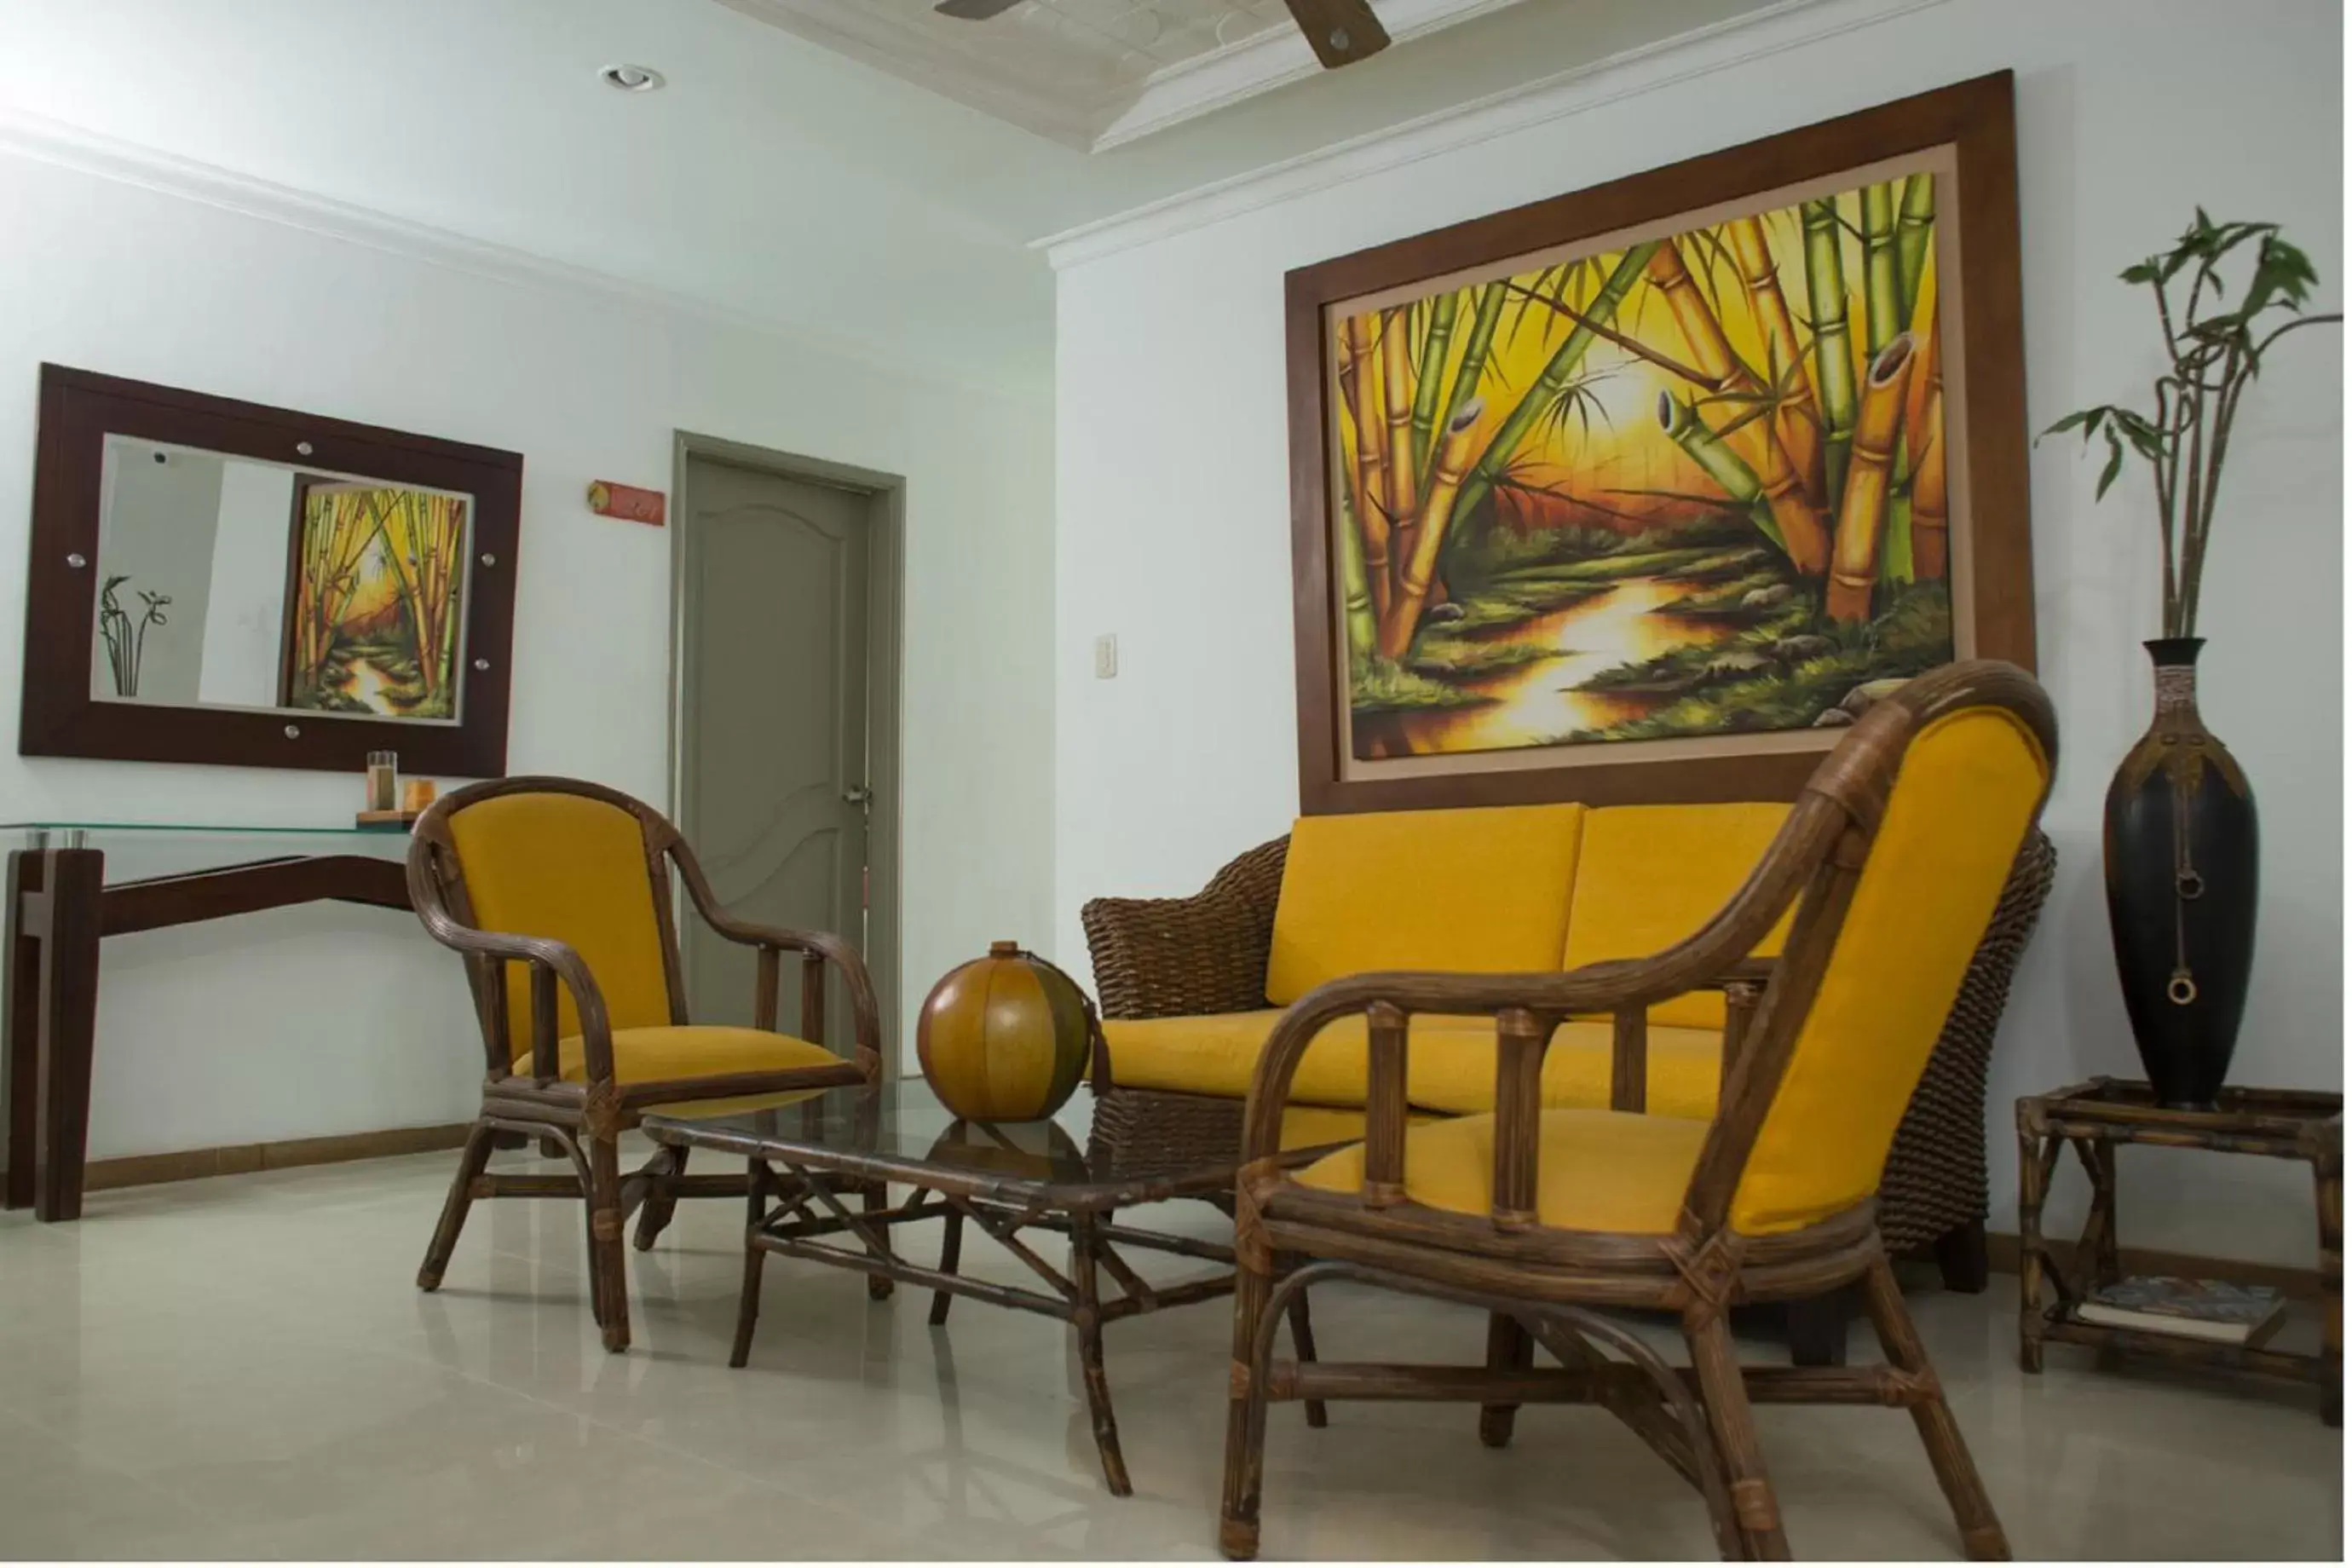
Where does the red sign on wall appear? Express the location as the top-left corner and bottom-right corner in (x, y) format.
(587, 480), (666, 526)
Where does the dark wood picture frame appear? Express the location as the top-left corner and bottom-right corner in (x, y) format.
(20, 364), (521, 777)
(1286, 72), (2032, 816)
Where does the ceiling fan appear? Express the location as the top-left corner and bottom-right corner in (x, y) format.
(931, 0), (1391, 70)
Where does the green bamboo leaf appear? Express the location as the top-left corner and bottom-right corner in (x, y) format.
(2095, 429), (2125, 500)
(2039, 406), (2107, 441)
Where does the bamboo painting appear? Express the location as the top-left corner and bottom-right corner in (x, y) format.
(1330, 170), (1956, 761)
(280, 480), (470, 718)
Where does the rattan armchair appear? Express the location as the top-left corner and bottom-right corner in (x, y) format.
(1219, 661), (2057, 1561)
(406, 776), (881, 1352)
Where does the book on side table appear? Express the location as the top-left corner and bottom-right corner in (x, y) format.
(2075, 1276), (2286, 1346)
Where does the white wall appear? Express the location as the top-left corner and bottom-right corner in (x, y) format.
(0, 147), (1054, 1161)
(1052, 0), (2342, 1265)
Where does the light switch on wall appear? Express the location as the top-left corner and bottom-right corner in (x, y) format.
(1093, 634), (1118, 679)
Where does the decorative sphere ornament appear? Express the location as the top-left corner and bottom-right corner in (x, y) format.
(916, 941), (1094, 1122)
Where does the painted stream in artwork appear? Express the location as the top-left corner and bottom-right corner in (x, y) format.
(337, 655), (396, 713)
(1381, 576), (1732, 757)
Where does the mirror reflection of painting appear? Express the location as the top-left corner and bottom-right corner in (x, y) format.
(1335, 170), (1955, 762)
(279, 479), (469, 718)
(89, 435), (470, 723)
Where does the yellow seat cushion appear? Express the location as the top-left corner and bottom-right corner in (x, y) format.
(1279, 1104), (1441, 1152)
(1731, 706), (2049, 1236)
(1406, 1018), (1723, 1120)
(1099, 1010), (1466, 1105)
(524, 1024), (841, 1086)
(1101, 1012), (1721, 1118)
(1297, 1109), (1706, 1234)
(1265, 804), (1585, 1006)
(1561, 803), (1794, 1030)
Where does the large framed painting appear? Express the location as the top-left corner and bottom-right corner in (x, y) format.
(1287, 72), (2032, 815)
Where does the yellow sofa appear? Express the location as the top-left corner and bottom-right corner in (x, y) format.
(1081, 798), (2055, 1299)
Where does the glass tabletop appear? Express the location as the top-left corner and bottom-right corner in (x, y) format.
(1, 821), (406, 837)
(642, 1078), (1239, 1208)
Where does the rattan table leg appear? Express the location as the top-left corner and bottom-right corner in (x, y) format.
(730, 1159), (770, 1369)
(931, 1205), (965, 1328)
(1070, 1212), (1133, 1496)
(2015, 1113), (2049, 1375)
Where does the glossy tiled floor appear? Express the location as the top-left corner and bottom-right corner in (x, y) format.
(0, 1139), (2338, 1560)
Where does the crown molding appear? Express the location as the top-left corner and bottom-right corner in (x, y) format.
(1040, 0), (1944, 269)
(0, 104), (1049, 404)
(1092, 0), (1531, 151)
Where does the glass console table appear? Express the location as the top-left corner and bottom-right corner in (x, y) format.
(3, 822), (414, 1221)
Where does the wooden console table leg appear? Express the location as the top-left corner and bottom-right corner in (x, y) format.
(3, 850), (43, 1210)
(2317, 1149), (2341, 1428)
(32, 849), (104, 1223)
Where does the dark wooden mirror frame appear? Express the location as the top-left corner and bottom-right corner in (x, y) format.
(20, 365), (522, 777)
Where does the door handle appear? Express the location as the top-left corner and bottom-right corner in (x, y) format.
(842, 785), (873, 808)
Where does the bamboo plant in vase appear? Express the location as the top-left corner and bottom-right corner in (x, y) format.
(2048, 212), (2338, 1109)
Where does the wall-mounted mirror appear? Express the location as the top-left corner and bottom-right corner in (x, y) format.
(93, 438), (477, 723)
(23, 366), (521, 775)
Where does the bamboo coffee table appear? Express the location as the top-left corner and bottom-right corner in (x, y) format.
(643, 1080), (1273, 1496)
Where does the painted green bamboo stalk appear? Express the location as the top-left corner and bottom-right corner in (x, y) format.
(1882, 493), (1914, 584)
(1861, 182), (1903, 356)
(1438, 282), (1507, 439)
(1874, 178), (1932, 586)
(1452, 241), (1659, 533)
(1409, 290), (1461, 474)
(1337, 493), (1378, 668)
(1896, 173), (1935, 320)
(1801, 199), (1858, 507)
(1659, 393), (1786, 554)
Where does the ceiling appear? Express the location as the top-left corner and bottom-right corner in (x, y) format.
(0, 0), (1790, 389)
(714, 0), (1531, 149)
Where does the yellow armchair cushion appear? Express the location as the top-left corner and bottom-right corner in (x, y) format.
(446, 792), (677, 1060)
(1731, 706), (2048, 1236)
(1561, 803), (1795, 1031)
(1297, 1108), (1706, 1234)
(1265, 804), (1586, 1006)
(523, 1024), (841, 1086)
(1100, 1012), (1721, 1118)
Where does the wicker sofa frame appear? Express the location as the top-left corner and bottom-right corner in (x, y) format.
(1081, 824), (2055, 1354)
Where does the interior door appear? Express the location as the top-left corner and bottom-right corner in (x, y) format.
(677, 455), (869, 1046)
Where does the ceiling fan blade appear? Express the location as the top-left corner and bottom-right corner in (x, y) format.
(1283, 0), (1391, 68)
(934, 0), (1024, 19)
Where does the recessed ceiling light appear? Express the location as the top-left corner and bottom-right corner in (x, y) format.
(599, 64), (666, 93)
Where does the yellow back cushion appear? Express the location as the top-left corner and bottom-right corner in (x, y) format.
(1562, 803), (1796, 1029)
(447, 793), (677, 1064)
(1264, 804), (1585, 1006)
(1730, 708), (2049, 1235)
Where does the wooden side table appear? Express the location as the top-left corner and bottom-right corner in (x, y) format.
(2017, 1076), (2341, 1424)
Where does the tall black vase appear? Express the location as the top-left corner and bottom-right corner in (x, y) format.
(2103, 637), (2258, 1110)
